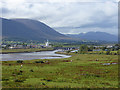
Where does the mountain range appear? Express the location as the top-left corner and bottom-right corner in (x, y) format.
(1, 17), (118, 42)
(66, 32), (118, 42)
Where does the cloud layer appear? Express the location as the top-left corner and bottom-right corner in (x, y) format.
(0, 0), (118, 35)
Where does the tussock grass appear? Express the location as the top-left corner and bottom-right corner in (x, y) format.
(2, 53), (118, 88)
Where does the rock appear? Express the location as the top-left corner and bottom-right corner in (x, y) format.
(112, 63), (117, 65)
(102, 63), (111, 65)
(30, 69), (34, 72)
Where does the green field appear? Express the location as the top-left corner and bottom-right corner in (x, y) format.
(1, 48), (54, 54)
(2, 53), (118, 88)
(87, 51), (118, 55)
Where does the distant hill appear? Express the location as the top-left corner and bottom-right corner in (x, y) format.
(1, 18), (73, 42)
(66, 31), (118, 42)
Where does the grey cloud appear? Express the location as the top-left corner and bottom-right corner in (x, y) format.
(54, 27), (117, 35)
(29, 4), (34, 8)
(2, 8), (10, 14)
(0, 0), (118, 35)
(78, 18), (117, 29)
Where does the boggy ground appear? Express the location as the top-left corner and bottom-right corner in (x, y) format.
(2, 53), (118, 88)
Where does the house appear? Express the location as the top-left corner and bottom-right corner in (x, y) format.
(107, 45), (113, 48)
(105, 49), (108, 51)
(71, 50), (78, 53)
(93, 49), (102, 51)
(45, 40), (51, 47)
(1, 45), (6, 48)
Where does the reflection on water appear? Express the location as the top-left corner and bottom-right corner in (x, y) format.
(1, 50), (71, 61)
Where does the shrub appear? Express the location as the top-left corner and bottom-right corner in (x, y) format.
(17, 60), (23, 63)
(66, 50), (70, 53)
(30, 69), (34, 72)
(2, 78), (9, 81)
(9, 64), (11, 66)
(18, 70), (23, 75)
(14, 76), (26, 82)
(15, 79), (24, 82)
(35, 61), (44, 63)
(106, 50), (110, 55)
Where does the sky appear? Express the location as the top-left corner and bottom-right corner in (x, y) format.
(0, 0), (119, 35)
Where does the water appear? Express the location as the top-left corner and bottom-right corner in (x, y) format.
(1, 50), (71, 61)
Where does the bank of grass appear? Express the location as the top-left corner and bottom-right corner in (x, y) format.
(1, 48), (54, 54)
(84, 51), (118, 55)
(2, 53), (118, 88)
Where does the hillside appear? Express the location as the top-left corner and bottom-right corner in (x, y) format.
(1, 18), (73, 42)
(66, 31), (118, 42)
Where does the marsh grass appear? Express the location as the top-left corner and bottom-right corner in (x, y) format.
(2, 53), (118, 88)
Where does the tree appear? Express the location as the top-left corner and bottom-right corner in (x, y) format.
(79, 44), (88, 54)
(88, 46), (94, 51)
(5, 44), (11, 49)
(106, 50), (111, 55)
(102, 47), (107, 51)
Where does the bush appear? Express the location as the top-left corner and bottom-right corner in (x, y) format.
(106, 50), (111, 55)
(18, 70), (23, 75)
(66, 50), (70, 53)
(14, 76), (26, 82)
(30, 69), (34, 72)
(35, 61), (44, 63)
(17, 60), (23, 63)
(2, 78), (9, 81)
(15, 79), (24, 82)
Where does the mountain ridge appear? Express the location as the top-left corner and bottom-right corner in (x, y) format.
(66, 31), (118, 42)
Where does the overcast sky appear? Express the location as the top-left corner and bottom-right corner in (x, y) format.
(0, 0), (119, 35)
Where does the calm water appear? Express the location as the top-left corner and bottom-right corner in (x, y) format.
(1, 50), (71, 61)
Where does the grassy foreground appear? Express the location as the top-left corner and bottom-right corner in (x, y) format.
(2, 53), (118, 88)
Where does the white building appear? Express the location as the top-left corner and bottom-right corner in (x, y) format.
(45, 40), (49, 47)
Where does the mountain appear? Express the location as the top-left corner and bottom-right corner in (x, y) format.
(1, 18), (73, 42)
(1, 17), (117, 43)
(66, 31), (118, 42)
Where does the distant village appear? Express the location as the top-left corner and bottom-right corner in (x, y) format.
(1, 40), (119, 53)
(1, 40), (52, 49)
(55, 45), (119, 53)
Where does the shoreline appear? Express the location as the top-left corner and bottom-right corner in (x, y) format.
(1, 50), (71, 61)
(2, 55), (64, 61)
(1, 48), (54, 54)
